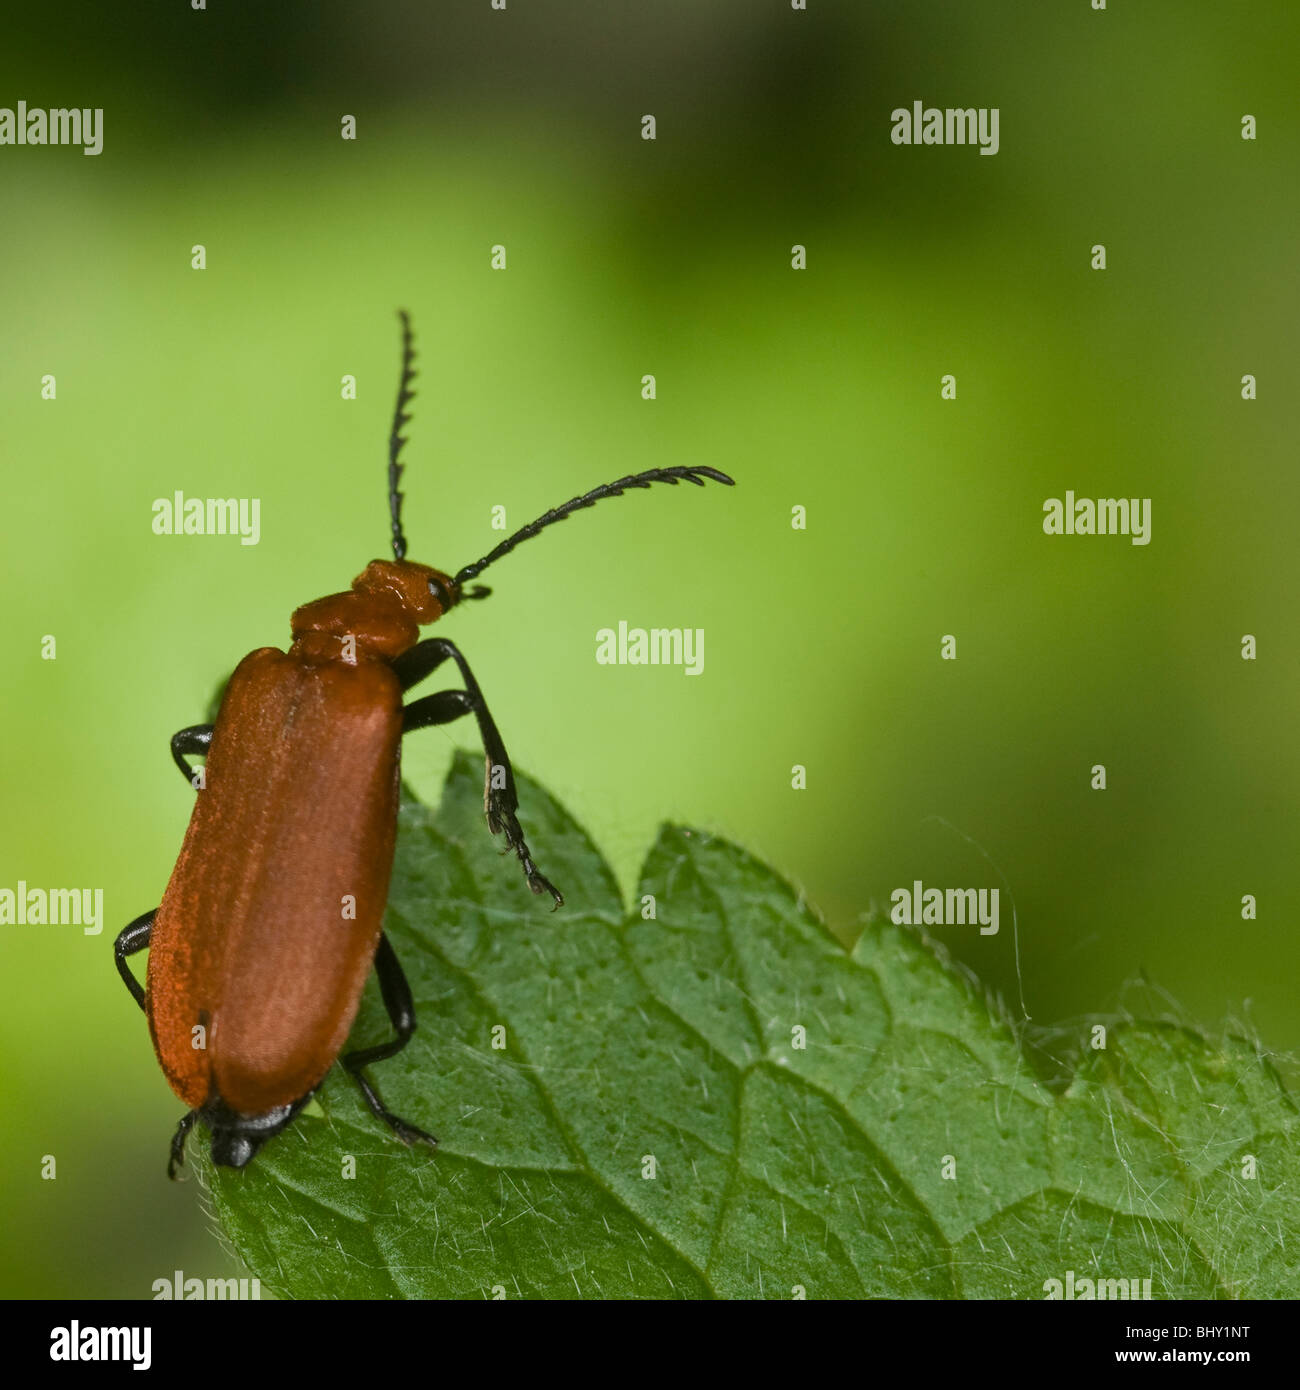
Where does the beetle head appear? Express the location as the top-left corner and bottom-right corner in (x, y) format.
(379, 312), (727, 608)
(210, 1129), (258, 1169)
(351, 559), (461, 624)
(197, 1096), (305, 1172)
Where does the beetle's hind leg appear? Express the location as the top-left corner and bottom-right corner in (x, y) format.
(168, 1110), (200, 1180)
(396, 637), (563, 908)
(114, 909), (155, 1010)
(115, 911), (199, 1177)
(342, 934), (438, 1151)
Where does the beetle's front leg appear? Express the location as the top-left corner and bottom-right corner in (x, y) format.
(395, 638), (562, 907)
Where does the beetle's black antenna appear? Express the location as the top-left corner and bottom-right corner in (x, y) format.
(454, 466), (735, 588)
(388, 310), (418, 562)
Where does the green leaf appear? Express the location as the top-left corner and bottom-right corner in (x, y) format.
(198, 754), (1299, 1299)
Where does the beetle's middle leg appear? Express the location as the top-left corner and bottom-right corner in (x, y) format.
(114, 909), (155, 1011)
(395, 637), (562, 906)
(170, 724), (213, 787)
(342, 934), (438, 1150)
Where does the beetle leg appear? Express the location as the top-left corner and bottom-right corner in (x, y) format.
(391, 635), (456, 693)
(342, 935), (438, 1150)
(168, 1109), (199, 1180)
(398, 638), (563, 907)
(170, 724), (213, 787)
(114, 909), (155, 1011)
(403, 688), (563, 906)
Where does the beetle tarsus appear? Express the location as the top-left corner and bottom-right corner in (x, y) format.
(167, 1110), (199, 1180)
(342, 935), (439, 1148)
(398, 636), (564, 906)
(388, 1114), (440, 1151)
(489, 793), (563, 907)
(345, 1070), (440, 1152)
(508, 833), (564, 908)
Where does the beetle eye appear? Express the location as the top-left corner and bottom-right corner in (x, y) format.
(427, 576), (448, 607)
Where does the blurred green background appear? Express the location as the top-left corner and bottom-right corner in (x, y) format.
(1, 1), (1296, 1298)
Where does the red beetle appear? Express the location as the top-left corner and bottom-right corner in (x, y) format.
(115, 312), (733, 1174)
